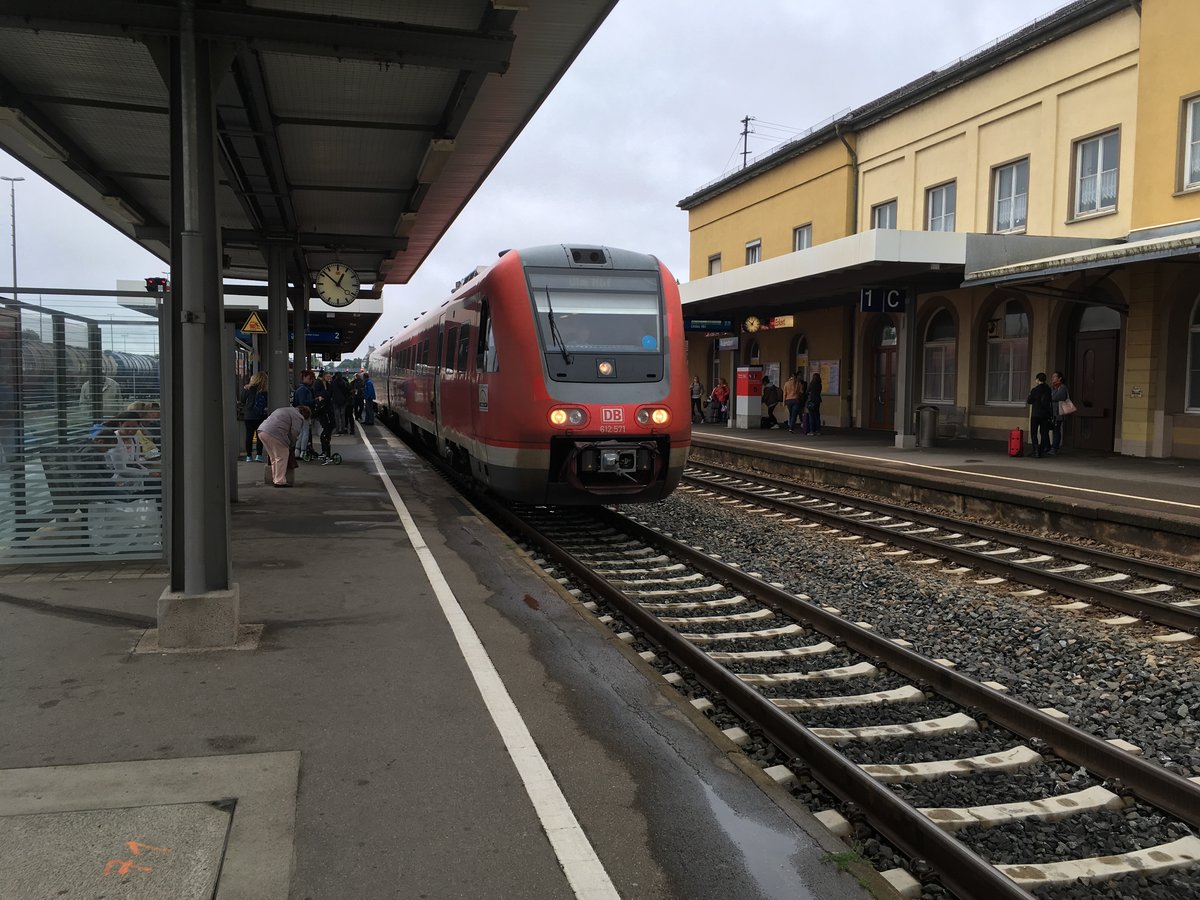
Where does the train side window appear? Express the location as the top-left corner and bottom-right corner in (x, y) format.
(457, 325), (471, 371)
(444, 325), (458, 371)
(477, 300), (498, 373)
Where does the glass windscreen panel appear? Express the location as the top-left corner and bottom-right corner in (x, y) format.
(528, 271), (662, 354)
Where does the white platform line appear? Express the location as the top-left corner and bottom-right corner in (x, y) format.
(358, 430), (619, 900)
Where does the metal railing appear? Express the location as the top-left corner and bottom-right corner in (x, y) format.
(0, 295), (162, 564)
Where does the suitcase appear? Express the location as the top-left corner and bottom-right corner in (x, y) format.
(1008, 428), (1024, 457)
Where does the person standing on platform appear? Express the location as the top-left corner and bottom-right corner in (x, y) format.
(257, 405), (311, 487)
(690, 376), (704, 424)
(331, 372), (352, 435)
(293, 370), (316, 456)
(350, 374), (364, 432)
(239, 372), (269, 462)
(1049, 370), (1070, 455)
(313, 370), (335, 460)
(1026, 372), (1054, 458)
(761, 376), (782, 428)
(805, 372), (823, 434)
(710, 378), (730, 422)
(783, 370), (803, 433)
(363, 371), (376, 425)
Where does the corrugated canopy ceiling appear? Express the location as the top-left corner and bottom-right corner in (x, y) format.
(0, 0), (615, 293)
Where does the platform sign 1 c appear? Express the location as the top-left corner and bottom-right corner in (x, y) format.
(859, 287), (906, 313)
(241, 311), (267, 334)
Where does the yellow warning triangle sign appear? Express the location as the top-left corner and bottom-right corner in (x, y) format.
(241, 311), (267, 334)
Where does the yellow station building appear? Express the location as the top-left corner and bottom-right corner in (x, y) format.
(680, 0), (1200, 457)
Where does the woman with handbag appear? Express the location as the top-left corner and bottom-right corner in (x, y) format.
(1050, 371), (1073, 455)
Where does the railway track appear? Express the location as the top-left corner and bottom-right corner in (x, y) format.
(682, 461), (1200, 640)
(483, 500), (1200, 900)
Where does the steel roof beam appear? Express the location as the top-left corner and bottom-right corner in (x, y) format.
(0, 2), (515, 73)
(222, 229), (407, 253)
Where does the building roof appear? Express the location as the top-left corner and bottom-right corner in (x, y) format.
(0, 1), (615, 292)
(678, 0), (1129, 211)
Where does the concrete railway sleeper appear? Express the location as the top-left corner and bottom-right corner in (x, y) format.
(490, 503), (1200, 900)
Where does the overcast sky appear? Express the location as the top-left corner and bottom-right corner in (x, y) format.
(0, 0), (1066, 357)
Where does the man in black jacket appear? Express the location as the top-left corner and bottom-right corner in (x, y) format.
(1026, 372), (1054, 459)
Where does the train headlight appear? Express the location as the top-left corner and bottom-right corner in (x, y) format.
(549, 407), (587, 427)
(596, 359), (615, 378)
(635, 407), (670, 427)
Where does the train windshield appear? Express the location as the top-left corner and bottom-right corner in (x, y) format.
(528, 270), (662, 353)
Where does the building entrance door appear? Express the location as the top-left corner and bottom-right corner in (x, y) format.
(1070, 330), (1119, 452)
(868, 319), (897, 430)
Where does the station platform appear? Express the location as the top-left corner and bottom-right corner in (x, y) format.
(690, 422), (1200, 550)
(0, 425), (876, 900)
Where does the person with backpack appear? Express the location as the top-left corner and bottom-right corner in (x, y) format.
(240, 372), (269, 462)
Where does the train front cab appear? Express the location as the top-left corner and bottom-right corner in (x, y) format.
(472, 245), (690, 505)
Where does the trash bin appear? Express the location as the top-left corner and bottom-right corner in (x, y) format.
(917, 405), (938, 447)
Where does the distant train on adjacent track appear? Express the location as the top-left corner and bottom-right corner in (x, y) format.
(369, 244), (690, 504)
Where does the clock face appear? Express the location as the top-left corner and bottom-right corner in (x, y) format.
(744, 315), (761, 333)
(315, 263), (360, 307)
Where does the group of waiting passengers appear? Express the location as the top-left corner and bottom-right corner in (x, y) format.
(240, 368), (376, 487)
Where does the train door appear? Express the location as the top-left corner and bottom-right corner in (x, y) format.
(470, 299), (495, 474)
(867, 317), (898, 430)
(1069, 307), (1120, 452)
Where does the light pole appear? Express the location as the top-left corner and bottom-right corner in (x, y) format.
(0, 175), (24, 304)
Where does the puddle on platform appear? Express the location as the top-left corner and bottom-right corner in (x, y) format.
(700, 782), (822, 900)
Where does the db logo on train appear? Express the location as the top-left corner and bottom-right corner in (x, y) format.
(601, 408), (624, 424)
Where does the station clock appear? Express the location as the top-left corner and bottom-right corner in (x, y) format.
(315, 262), (360, 307)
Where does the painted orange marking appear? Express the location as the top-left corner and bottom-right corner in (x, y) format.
(127, 841), (172, 856)
(103, 859), (154, 877)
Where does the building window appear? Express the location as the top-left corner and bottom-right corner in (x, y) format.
(745, 240), (761, 265)
(871, 200), (897, 230)
(1074, 130), (1119, 217)
(993, 159), (1029, 233)
(1185, 98), (1200, 190)
(926, 182), (956, 232)
(793, 224), (812, 252)
(985, 299), (1030, 403)
(922, 310), (957, 402)
(708, 254), (721, 276)
(1188, 297), (1200, 410)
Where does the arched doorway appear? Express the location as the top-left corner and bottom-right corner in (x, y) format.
(1069, 304), (1121, 452)
(867, 316), (897, 430)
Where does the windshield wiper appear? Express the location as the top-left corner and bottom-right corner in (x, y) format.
(545, 288), (573, 365)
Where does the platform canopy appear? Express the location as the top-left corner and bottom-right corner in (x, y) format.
(0, 1), (616, 293)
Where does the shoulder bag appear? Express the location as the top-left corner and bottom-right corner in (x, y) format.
(1059, 397), (1077, 416)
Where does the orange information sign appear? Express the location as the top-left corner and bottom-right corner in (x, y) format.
(241, 311), (267, 334)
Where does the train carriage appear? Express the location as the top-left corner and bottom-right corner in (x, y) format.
(371, 244), (690, 504)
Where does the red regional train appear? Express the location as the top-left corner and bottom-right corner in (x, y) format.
(368, 244), (691, 504)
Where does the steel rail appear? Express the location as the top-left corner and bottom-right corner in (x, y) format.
(684, 467), (1200, 635)
(598, 507), (1200, 831)
(688, 460), (1200, 590)
(488, 501), (1035, 900)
